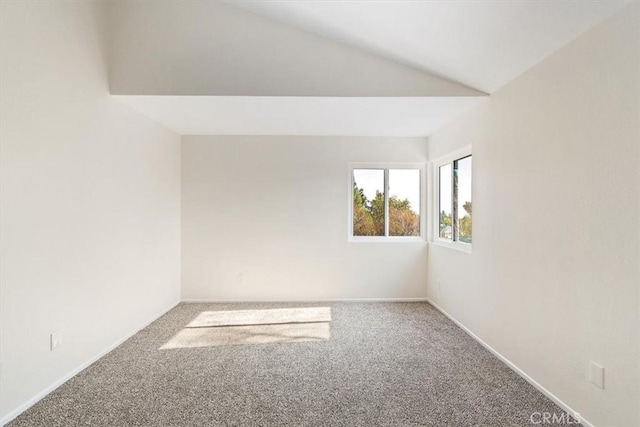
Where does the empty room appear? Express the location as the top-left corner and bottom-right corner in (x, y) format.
(1, 1), (638, 426)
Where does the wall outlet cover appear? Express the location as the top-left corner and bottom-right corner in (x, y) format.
(589, 361), (604, 389)
(50, 331), (62, 351)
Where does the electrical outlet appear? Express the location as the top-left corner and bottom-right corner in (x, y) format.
(437, 279), (442, 292)
(50, 331), (62, 351)
(589, 361), (604, 389)
(237, 273), (244, 285)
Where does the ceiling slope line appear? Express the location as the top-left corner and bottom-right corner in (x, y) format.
(107, 1), (486, 98)
(226, 0), (627, 93)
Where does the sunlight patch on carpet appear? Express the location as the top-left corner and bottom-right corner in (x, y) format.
(160, 307), (331, 349)
(187, 307), (331, 328)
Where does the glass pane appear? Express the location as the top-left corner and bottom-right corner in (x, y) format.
(389, 169), (420, 236)
(439, 164), (452, 239)
(454, 156), (472, 243)
(352, 169), (385, 236)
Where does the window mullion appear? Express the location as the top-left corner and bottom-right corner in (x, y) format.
(452, 161), (458, 242)
(384, 168), (390, 237)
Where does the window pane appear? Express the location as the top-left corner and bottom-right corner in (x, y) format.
(454, 156), (472, 243)
(352, 169), (385, 236)
(439, 164), (452, 239)
(389, 169), (420, 236)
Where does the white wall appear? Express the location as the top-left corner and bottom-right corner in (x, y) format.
(182, 136), (428, 301)
(0, 1), (181, 422)
(427, 5), (639, 426)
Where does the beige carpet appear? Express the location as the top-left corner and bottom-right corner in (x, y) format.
(8, 302), (579, 427)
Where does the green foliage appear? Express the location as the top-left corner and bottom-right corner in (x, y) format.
(370, 191), (386, 236)
(439, 202), (471, 242)
(439, 211), (452, 239)
(458, 201), (472, 243)
(353, 183), (378, 236)
(389, 196), (419, 236)
(353, 183), (419, 237)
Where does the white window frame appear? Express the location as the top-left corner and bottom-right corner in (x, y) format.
(430, 146), (472, 253)
(348, 162), (426, 243)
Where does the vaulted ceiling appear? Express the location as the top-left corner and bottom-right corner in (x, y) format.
(229, 0), (626, 94)
(109, 1), (626, 136)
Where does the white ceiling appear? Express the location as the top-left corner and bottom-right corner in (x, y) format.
(115, 96), (482, 137)
(109, 0), (482, 97)
(111, 1), (628, 136)
(229, 0), (627, 93)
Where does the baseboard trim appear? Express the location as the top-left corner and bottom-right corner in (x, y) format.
(181, 297), (430, 303)
(0, 299), (180, 426)
(425, 298), (594, 427)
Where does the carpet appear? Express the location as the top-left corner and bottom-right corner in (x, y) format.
(8, 302), (578, 426)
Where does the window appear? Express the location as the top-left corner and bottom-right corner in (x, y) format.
(434, 150), (472, 249)
(349, 164), (424, 241)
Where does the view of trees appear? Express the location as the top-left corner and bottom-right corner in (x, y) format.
(439, 210), (452, 238)
(439, 200), (472, 243)
(439, 156), (472, 244)
(353, 183), (420, 237)
(459, 201), (472, 243)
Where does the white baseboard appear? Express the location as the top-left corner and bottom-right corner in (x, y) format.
(181, 297), (429, 303)
(425, 298), (594, 427)
(0, 299), (180, 426)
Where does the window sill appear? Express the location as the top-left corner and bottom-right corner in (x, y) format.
(429, 240), (472, 253)
(348, 236), (427, 244)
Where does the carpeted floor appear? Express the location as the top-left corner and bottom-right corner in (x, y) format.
(9, 302), (577, 426)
